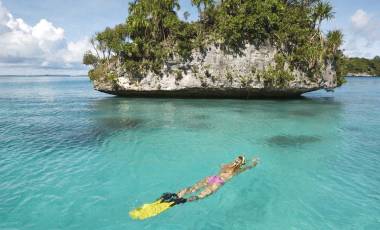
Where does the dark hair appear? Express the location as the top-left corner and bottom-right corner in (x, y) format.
(238, 155), (246, 165)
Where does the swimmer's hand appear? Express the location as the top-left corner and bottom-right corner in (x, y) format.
(252, 157), (260, 167)
(238, 157), (260, 173)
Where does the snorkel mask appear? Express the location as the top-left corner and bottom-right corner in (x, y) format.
(233, 155), (246, 167)
(240, 156), (246, 165)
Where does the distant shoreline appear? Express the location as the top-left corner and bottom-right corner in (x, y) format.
(346, 74), (379, 77)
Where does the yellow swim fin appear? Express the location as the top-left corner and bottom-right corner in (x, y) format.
(129, 199), (175, 220)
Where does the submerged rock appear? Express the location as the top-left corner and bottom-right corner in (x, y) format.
(99, 117), (143, 130)
(93, 44), (337, 99)
(267, 135), (321, 147)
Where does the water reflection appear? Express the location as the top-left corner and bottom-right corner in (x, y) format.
(61, 98), (146, 146)
(191, 114), (209, 120)
(185, 121), (212, 130)
(267, 135), (321, 147)
(289, 110), (318, 117)
(98, 117), (143, 130)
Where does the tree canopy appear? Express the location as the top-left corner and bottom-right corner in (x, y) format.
(84, 0), (346, 86)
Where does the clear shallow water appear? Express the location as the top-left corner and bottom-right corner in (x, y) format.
(0, 76), (379, 230)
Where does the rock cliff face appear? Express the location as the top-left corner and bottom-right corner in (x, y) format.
(93, 44), (337, 98)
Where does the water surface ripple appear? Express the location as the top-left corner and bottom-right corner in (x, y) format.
(0, 76), (379, 229)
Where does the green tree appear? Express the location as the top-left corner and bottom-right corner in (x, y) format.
(326, 30), (343, 54)
(84, 0), (346, 85)
(191, 0), (215, 14)
(83, 51), (98, 66)
(312, 1), (334, 31)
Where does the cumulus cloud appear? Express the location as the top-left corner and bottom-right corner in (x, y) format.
(351, 9), (369, 29)
(343, 9), (380, 58)
(63, 38), (91, 64)
(0, 1), (90, 73)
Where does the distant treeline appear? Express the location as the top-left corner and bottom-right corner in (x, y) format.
(345, 56), (380, 76)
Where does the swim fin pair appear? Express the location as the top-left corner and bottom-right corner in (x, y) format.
(129, 193), (187, 220)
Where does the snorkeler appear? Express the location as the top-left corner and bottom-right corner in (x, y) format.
(129, 155), (259, 220)
(177, 155), (260, 202)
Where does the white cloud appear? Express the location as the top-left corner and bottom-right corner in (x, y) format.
(62, 38), (91, 63)
(31, 19), (64, 41)
(0, 1), (89, 73)
(342, 9), (380, 58)
(351, 9), (369, 29)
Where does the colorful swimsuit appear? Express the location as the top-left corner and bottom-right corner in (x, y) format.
(207, 175), (225, 186)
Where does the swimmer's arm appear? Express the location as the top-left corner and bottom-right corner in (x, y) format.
(237, 158), (260, 174)
(221, 164), (231, 170)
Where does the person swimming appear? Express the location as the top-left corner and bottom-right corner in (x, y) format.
(129, 155), (260, 220)
(177, 155), (260, 202)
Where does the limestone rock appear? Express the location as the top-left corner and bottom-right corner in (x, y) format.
(93, 44), (337, 98)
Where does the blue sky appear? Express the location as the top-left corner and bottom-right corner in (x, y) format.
(0, 0), (379, 75)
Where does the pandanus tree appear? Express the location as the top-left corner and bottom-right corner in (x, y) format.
(312, 1), (334, 31)
(326, 30), (343, 54)
(310, 1), (334, 63)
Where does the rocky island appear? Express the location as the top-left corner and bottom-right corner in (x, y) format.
(84, 0), (346, 98)
(344, 56), (380, 77)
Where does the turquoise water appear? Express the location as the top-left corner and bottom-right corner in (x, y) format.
(0, 76), (379, 229)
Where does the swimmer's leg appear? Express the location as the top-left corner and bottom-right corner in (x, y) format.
(188, 184), (220, 201)
(177, 177), (208, 198)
